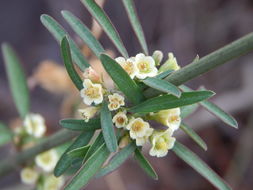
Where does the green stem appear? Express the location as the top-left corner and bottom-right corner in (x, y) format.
(144, 32), (253, 98)
(0, 129), (79, 177)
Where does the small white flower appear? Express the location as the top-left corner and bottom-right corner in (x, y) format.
(80, 79), (103, 105)
(134, 53), (158, 79)
(115, 57), (137, 79)
(126, 117), (151, 139)
(20, 167), (39, 185)
(44, 175), (64, 190)
(112, 111), (128, 128)
(135, 128), (154, 146)
(24, 113), (46, 138)
(35, 149), (58, 172)
(150, 108), (181, 131)
(149, 129), (175, 157)
(108, 93), (125, 111)
(78, 106), (99, 122)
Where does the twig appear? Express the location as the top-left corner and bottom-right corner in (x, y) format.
(1, 32), (253, 178)
(0, 129), (79, 177)
(144, 32), (253, 97)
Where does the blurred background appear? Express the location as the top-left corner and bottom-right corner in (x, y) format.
(1, 0), (253, 189)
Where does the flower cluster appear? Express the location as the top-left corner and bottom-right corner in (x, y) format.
(13, 114), (65, 190)
(20, 149), (64, 190)
(79, 52), (181, 157)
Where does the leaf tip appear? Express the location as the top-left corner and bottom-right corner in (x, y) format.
(61, 10), (68, 15)
(40, 14), (48, 22)
(231, 119), (239, 129)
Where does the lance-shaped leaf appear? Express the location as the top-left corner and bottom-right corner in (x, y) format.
(1, 43), (30, 118)
(40, 14), (89, 70)
(173, 142), (231, 190)
(60, 118), (100, 131)
(100, 53), (144, 105)
(83, 132), (104, 163)
(61, 10), (104, 57)
(67, 145), (90, 158)
(156, 70), (174, 79)
(134, 148), (158, 180)
(54, 131), (94, 177)
(96, 142), (136, 178)
(181, 103), (199, 119)
(61, 37), (83, 90)
(180, 85), (238, 128)
(65, 144), (110, 190)
(180, 123), (207, 151)
(129, 91), (215, 114)
(81, 0), (128, 58)
(122, 0), (148, 55)
(142, 77), (181, 98)
(0, 122), (13, 146)
(101, 101), (118, 152)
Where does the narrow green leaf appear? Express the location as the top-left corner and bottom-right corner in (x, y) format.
(134, 148), (158, 180)
(1, 43), (30, 118)
(54, 131), (94, 177)
(122, 0), (148, 55)
(0, 122), (13, 146)
(59, 118), (100, 131)
(156, 70), (174, 79)
(129, 91), (215, 114)
(180, 85), (238, 128)
(81, 0), (128, 57)
(173, 142), (231, 190)
(101, 101), (118, 152)
(83, 132), (104, 163)
(40, 14), (89, 70)
(60, 37), (83, 90)
(142, 77), (181, 97)
(100, 53), (144, 104)
(96, 142), (136, 178)
(181, 103), (199, 119)
(61, 10), (104, 57)
(67, 145), (90, 158)
(201, 101), (238, 128)
(65, 144), (110, 190)
(180, 123), (207, 151)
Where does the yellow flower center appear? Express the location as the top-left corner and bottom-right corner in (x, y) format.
(116, 116), (125, 125)
(40, 153), (52, 164)
(169, 115), (179, 122)
(123, 62), (134, 75)
(110, 103), (119, 109)
(84, 86), (100, 98)
(24, 171), (33, 179)
(132, 121), (144, 132)
(137, 62), (150, 73)
(155, 141), (167, 150)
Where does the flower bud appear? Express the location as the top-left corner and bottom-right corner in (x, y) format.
(152, 50), (163, 66)
(79, 106), (99, 122)
(159, 52), (180, 73)
(119, 134), (131, 149)
(83, 67), (101, 83)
